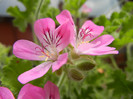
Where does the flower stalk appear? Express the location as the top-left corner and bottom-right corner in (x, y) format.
(110, 55), (119, 69)
(32, 0), (44, 44)
(57, 71), (66, 87)
(35, 0), (44, 20)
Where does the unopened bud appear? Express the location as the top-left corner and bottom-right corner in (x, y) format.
(77, 59), (96, 71)
(69, 69), (84, 81)
(71, 50), (80, 59)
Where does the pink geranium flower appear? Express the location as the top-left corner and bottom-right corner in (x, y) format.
(13, 18), (72, 84)
(0, 81), (60, 99)
(18, 81), (60, 99)
(0, 87), (15, 99)
(56, 10), (118, 56)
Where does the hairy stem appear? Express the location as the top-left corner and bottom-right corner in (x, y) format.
(32, 0), (44, 44)
(31, 24), (39, 44)
(57, 71), (66, 87)
(35, 0), (44, 20)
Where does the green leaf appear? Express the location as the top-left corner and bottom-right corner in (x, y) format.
(1, 57), (33, 96)
(104, 26), (119, 34)
(64, 0), (86, 17)
(121, 15), (133, 33)
(110, 12), (119, 21)
(40, 7), (60, 25)
(122, 1), (133, 13)
(0, 43), (12, 67)
(7, 0), (39, 32)
(108, 70), (133, 96)
(119, 11), (129, 19)
(94, 15), (111, 27)
(111, 29), (133, 49)
(0, 56), (58, 97)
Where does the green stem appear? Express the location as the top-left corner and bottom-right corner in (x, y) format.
(35, 0), (44, 20)
(32, 0), (44, 44)
(127, 43), (132, 61)
(110, 55), (119, 69)
(57, 71), (66, 87)
(31, 24), (39, 44)
(68, 78), (71, 98)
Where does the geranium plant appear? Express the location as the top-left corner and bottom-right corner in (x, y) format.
(0, 1), (133, 99)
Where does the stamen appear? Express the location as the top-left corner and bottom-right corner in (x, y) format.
(36, 29), (59, 61)
(76, 27), (94, 47)
(78, 27), (94, 41)
(39, 55), (45, 58)
(45, 57), (49, 61)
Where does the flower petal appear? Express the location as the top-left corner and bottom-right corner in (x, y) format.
(18, 62), (52, 84)
(56, 10), (76, 47)
(81, 20), (104, 41)
(54, 21), (72, 52)
(18, 84), (45, 99)
(81, 46), (118, 55)
(44, 81), (60, 99)
(91, 35), (114, 47)
(77, 42), (101, 54)
(0, 87), (15, 99)
(56, 10), (74, 25)
(13, 40), (46, 61)
(52, 53), (68, 72)
(34, 18), (55, 43)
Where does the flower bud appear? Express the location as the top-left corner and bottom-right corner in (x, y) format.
(70, 50), (80, 60)
(77, 59), (96, 71)
(68, 69), (84, 81)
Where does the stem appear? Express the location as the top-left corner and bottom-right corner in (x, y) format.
(35, 0), (44, 20)
(110, 55), (119, 69)
(68, 78), (71, 98)
(32, 0), (44, 44)
(57, 71), (66, 87)
(127, 43), (132, 61)
(31, 24), (39, 44)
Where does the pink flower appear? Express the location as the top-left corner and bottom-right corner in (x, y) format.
(0, 87), (15, 99)
(18, 81), (60, 99)
(13, 18), (72, 84)
(0, 81), (60, 99)
(81, 4), (92, 14)
(56, 10), (118, 56)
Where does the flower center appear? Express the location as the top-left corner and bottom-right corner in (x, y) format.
(76, 27), (94, 47)
(35, 29), (63, 61)
(35, 44), (58, 61)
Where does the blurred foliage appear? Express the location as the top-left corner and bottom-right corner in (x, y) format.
(1, 1), (133, 99)
(0, 55), (59, 98)
(7, 0), (38, 32)
(0, 43), (12, 67)
(94, 1), (133, 49)
(7, 0), (60, 32)
(1, 57), (33, 97)
(0, 43), (12, 80)
(7, 0), (86, 32)
(64, 0), (86, 17)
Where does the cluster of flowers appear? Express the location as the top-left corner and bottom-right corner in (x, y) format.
(0, 10), (118, 99)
